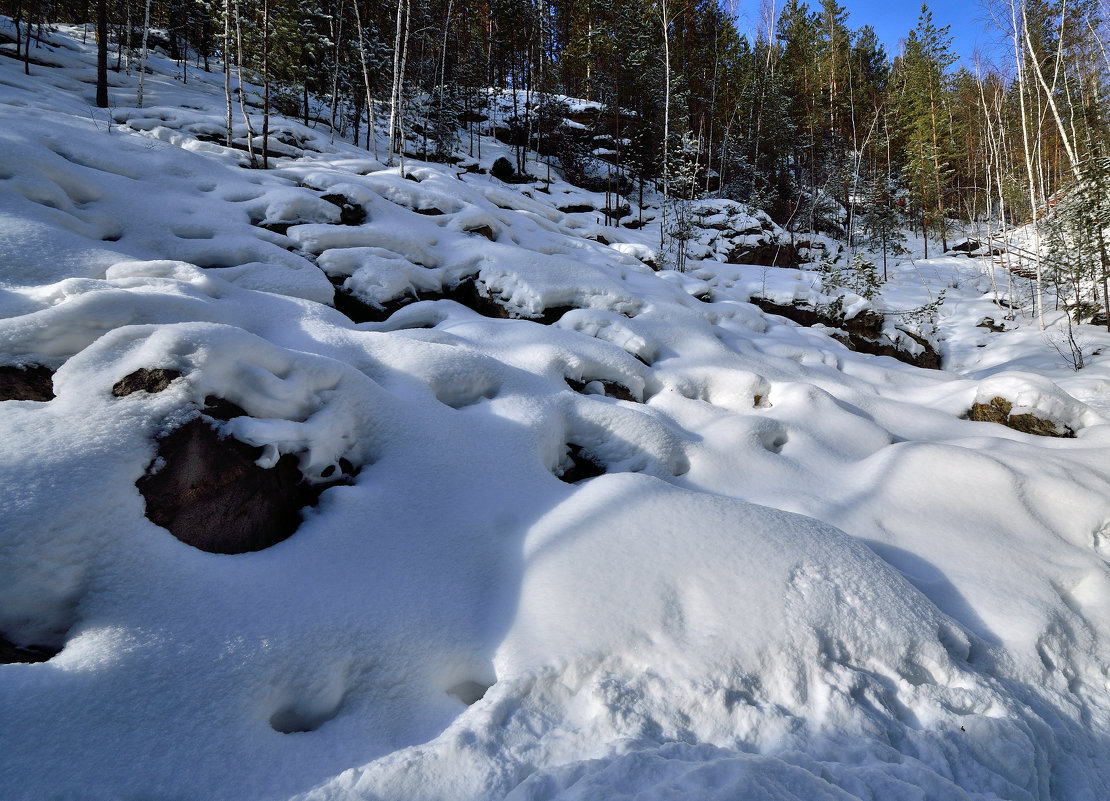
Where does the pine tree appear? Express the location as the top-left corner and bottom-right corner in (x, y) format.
(896, 2), (956, 257)
(857, 176), (907, 280)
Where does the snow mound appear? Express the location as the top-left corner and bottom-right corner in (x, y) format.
(971, 371), (1105, 436)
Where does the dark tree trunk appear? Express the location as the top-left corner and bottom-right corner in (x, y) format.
(262, 0), (270, 169)
(96, 0), (109, 107)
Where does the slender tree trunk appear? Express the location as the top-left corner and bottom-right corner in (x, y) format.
(124, 0), (132, 75)
(223, 0), (232, 145)
(181, 9), (188, 85)
(262, 0), (270, 169)
(234, 0), (257, 165)
(1099, 226), (1110, 333)
(138, 0), (152, 108)
(329, 5), (344, 144)
(14, 0), (29, 76)
(352, 0), (377, 157)
(1011, 0), (1045, 328)
(388, 0), (407, 162)
(96, 0), (109, 107)
(659, 0), (671, 252)
(1023, 5), (1082, 181)
(395, 0), (411, 169)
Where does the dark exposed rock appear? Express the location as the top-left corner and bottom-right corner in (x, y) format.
(751, 297), (939, 369)
(333, 289), (413, 324)
(566, 377), (638, 402)
(257, 221), (293, 235)
(557, 444), (606, 483)
(320, 193), (367, 226)
(0, 634), (61, 664)
(328, 272), (573, 326)
(490, 157), (516, 183)
(967, 396), (1074, 438)
(191, 133), (289, 162)
(558, 203), (595, 214)
(137, 416), (351, 554)
(443, 279), (573, 324)
(947, 238), (981, 253)
(112, 368), (182, 397)
(466, 225), (496, 241)
(848, 331), (941, 370)
(201, 395), (249, 421)
(977, 317), (1006, 333)
(727, 242), (800, 269)
(0, 365), (55, 402)
(414, 207), (446, 216)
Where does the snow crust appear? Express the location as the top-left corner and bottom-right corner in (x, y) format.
(3, 21), (1110, 801)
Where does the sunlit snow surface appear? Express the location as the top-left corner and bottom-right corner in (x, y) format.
(3, 22), (1110, 801)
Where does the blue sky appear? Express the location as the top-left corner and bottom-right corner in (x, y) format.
(838, 0), (1001, 65)
(730, 0), (1008, 69)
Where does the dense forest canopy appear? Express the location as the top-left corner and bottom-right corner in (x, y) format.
(3, 0), (1107, 278)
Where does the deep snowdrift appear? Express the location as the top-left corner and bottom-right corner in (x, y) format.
(3, 22), (1110, 801)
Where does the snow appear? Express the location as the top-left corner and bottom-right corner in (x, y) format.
(3, 21), (1110, 801)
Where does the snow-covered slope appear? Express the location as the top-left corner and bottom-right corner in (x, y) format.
(3, 23), (1110, 801)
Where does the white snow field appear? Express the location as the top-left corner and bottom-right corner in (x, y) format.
(3, 22), (1110, 801)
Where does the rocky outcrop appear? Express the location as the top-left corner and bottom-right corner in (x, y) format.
(112, 368), (182, 397)
(727, 242), (800, 269)
(966, 397), (1074, 438)
(751, 298), (940, 369)
(320, 193), (367, 226)
(0, 365), (55, 401)
(138, 405), (356, 554)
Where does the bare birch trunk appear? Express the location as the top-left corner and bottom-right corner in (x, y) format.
(137, 0), (151, 108)
(1011, 0), (1045, 328)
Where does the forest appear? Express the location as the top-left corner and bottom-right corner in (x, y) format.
(2, 0), (1109, 311)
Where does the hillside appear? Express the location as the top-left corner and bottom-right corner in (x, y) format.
(3, 23), (1110, 801)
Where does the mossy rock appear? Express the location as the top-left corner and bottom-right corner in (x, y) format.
(967, 396), (1073, 438)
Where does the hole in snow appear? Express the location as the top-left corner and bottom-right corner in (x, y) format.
(556, 444), (606, 483)
(269, 697), (345, 733)
(172, 225), (215, 240)
(433, 375), (500, 409)
(0, 632), (63, 664)
(761, 429), (788, 454)
(221, 191), (265, 203)
(447, 680), (491, 706)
